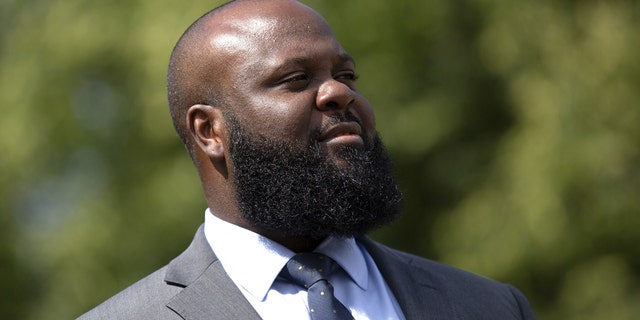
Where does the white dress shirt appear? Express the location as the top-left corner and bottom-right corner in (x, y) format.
(203, 209), (406, 320)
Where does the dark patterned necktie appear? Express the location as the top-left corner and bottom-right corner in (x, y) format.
(281, 253), (354, 320)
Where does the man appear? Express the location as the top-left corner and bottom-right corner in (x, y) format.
(79, 0), (537, 319)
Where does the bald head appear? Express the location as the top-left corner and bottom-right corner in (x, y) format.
(167, 0), (234, 148)
(167, 0), (334, 151)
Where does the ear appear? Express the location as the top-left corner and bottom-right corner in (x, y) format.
(186, 104), (227, 160)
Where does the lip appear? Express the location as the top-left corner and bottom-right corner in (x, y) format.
(318, 122), (363, 145)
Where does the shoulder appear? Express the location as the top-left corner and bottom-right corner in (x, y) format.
(76, 226), (220, 320)
(76, 266), (184, 320)
(360, 238), (537, 319)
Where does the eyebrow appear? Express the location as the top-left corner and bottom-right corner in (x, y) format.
(338, 53), (355, 65)
(271, 53), (356, 73)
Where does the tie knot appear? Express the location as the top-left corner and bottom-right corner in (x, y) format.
(282, 253), (335, 288)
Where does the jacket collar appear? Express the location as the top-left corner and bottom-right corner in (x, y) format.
(358, 236), (455, 320)
(163, 226), (454, 320)
(164, 225), (262, 320)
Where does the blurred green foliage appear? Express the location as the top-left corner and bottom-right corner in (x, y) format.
(1, 0), (638, 319)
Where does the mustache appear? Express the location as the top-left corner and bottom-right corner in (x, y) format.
(311, 111), (364, 141)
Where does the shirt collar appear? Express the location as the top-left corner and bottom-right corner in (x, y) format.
(315, 235), (369, 291)
(203, 209), (369, 301)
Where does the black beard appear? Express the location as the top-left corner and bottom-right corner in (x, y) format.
(227, 114), (403, 240)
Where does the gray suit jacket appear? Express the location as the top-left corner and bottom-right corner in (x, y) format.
(78, 225), (537, 319)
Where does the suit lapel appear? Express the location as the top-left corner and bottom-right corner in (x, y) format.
(360, 237), (455, 320)
(162, 227), (455, 319)
(164, 225), (262, 320)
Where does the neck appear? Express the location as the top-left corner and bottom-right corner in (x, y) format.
(209, 209), (325, 253)
(238, 220), (325, 252)
(263, 232), (324, 253)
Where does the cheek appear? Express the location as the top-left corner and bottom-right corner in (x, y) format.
(354, 96), (377, 139)
(268, 114), (312, 140)
(242, 96), (314, 143)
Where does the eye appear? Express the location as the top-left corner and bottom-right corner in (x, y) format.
(335, 71), (359, 86)
(282, 74), (309, 83)
(279, 73), (308, 84)
(276, 73), (310, 91)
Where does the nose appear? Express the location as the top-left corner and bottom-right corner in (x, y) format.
(316, 79), (355, 111)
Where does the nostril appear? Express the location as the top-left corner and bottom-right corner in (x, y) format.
(325, 101), (339, 108)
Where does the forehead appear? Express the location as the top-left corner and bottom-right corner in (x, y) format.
(206, 1), (348, 70)
(210, 16), (337, 55)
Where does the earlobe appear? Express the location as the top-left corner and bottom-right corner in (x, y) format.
(186, 104), (226, 160)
